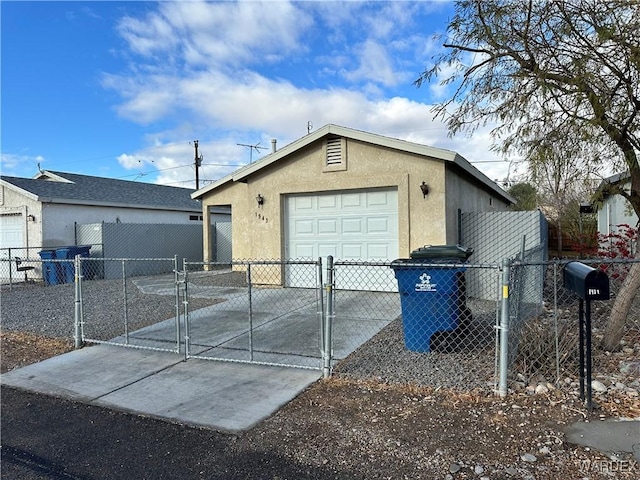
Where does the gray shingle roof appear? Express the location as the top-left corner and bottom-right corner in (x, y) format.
(1, 171), (202, 212)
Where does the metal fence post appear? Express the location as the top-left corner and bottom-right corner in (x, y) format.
(8, 247), (13, 287)
(122, 259), (129, 344)
(553, 263), (561, 383)
(322, 256), (334, 378)
(248, 263), (254, 361)
(498, 257), (511, 397)
(183, 259), (190, 361)
(174, 255), (181, 353)
(74, 254), (84, 349)
(317, 257), (324, 368)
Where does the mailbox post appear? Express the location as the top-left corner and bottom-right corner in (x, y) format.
(563, 262), (610, 410)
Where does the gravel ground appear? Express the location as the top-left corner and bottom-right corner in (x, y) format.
(1, 272), (244, 341)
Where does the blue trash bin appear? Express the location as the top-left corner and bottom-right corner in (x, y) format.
(55, 245), (92, 283)
(56, 248), (73, 283)
(391, 245), (473, 352)
(38, 249), (60, 285)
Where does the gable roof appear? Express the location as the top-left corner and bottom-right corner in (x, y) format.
(192, 124), (514, 203)
(1, 170), (202, 212)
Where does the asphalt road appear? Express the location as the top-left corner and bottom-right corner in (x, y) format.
(0, 386), (334, 480)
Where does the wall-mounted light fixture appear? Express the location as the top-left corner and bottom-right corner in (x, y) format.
(27, 214), (36, 222)
(256, 193), (265, 207)
(419, 181), (429, 198)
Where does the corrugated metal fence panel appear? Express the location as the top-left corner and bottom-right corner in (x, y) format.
(76, 223), (104, 256)
(460, 210), (548, 301)
(77, 222), (203, 278)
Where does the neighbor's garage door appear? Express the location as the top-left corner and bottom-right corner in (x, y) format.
(0, 213), (25, 280)
(0, 213), (24, 250)
(285, 188), (398, 290)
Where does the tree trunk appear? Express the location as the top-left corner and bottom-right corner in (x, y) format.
(601, 251), (640, 351)
(556, 222), (563, 255)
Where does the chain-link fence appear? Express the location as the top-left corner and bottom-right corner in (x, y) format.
(2, 252), (638, 395)
(509, 258), (640, 391)
(330, 260), (502, 390)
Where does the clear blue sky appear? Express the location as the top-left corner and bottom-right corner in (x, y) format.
(1, 1), (513, 188)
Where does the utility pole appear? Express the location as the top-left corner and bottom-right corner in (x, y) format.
(194, 140), (202, 190)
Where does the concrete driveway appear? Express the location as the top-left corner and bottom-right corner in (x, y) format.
(1, 284), (399, 432)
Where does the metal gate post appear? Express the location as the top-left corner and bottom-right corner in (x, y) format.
(498, 258), (511, 397)
(174, 255), (181, 353)
(322, 256), (334, 378)
(74, 254), (84, 349)
(248, 263), (254, 361)
(122, 260), (129, 344)
(183, 259), (190, 361)
(317, 257), (324, 369)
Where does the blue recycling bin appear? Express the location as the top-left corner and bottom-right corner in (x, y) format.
(56, 245), (92, 283)
(38, 249), (61, 285)
(391, 245), (473, 352)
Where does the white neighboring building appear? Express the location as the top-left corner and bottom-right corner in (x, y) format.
(0, 170), (230, 256)
(596, 172), (639, 236)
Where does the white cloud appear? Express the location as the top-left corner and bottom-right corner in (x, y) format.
(0, 153), (45, 177)
(103, 1), (511, 187)
(116, 0), (313, 68)
(342, 40), (400, 87)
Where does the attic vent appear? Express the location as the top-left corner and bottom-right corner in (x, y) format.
(326, 137), (342, 166)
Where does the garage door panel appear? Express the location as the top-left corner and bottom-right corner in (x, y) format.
(342, 193), (362, 208)
(341, 217), (363, 233)
(367, 217), (390, 233)
(367, 190), (393, 207)
(318, 195), (337, 209)
(293, 244), (314, 258)
(342, 244), (363, 258)
(294, 196), (314, 210)
(368, 244), (392, 259)
(294, 219), (315, 235)
(318, 244), (338, 257)
(318, 219), (338, 234)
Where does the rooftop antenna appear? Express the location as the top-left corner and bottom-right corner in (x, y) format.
(237, 142), (267, 163)
(37, 162), (44, 174)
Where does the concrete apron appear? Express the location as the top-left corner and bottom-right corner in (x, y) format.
(565, 419), (640, 462)
(1, 286), (399, 432)
(1, 345), (321, 432)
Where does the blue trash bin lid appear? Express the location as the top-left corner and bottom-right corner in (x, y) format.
(409, 244), (473, 261)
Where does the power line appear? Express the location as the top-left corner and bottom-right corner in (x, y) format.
(115, 161), (247, 183)
(47, 140), (194, 167)
(115, 163), (194, 179)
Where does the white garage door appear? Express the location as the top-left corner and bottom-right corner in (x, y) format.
(1, 213), (26, 280)
(0, 213), (24, 250)
(285, 188), (398, 290)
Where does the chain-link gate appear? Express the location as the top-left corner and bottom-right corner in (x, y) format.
(182, 259), (325, 370)
(78, 257), (183, 354)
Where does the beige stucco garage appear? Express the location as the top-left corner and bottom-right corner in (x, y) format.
(192, 124), (513, 266)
